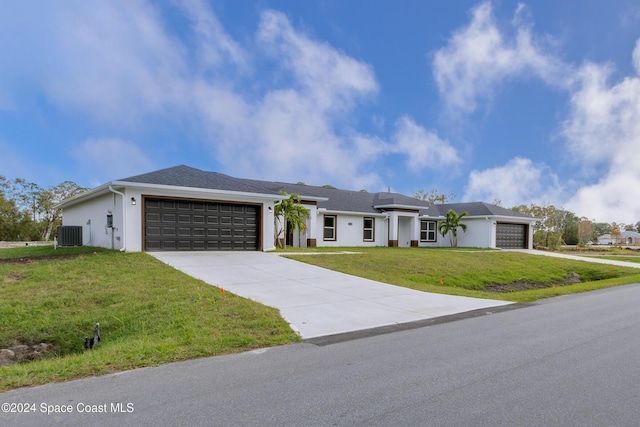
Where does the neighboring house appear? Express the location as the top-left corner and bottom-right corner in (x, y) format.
(56, 165), (537, 252)
(597, 231), (640, 245)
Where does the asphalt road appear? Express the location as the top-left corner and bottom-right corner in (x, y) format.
(3, 283), (640, 426)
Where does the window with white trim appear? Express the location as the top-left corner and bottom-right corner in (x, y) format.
(363, 217), (375, 242)
(323, 215), (336, 241)
(420, 220), (437, 242)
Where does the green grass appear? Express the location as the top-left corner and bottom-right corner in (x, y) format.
(0, 248), (300, 391)
(558, 246), (640, 264)
(3, 245), (640, 392)
(285, 247), (640, 303)
(580, 256), (640, 263)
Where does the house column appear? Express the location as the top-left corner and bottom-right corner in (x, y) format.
(410, 216), (419, 247)
(305, 204), (317, 247)
(387, 212), (399, 247)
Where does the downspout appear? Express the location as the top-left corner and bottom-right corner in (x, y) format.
(108, 186), (127, 252)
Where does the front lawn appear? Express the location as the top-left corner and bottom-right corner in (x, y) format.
(285, 247), (640, 303)
(0, 247), (300, 391)
(3, 246), (639, 392)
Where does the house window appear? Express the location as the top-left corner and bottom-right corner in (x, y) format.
(420, 220), (437, 242)
(324, 215), (336, 241)
(363, 217), (375, 242)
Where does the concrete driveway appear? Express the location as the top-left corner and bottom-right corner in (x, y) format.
(150, 251), (512, 339)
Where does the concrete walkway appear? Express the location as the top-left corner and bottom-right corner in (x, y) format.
(150, 252), (512, 339)
(508, 249), (640, 269)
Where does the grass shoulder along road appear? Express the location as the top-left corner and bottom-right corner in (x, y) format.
(284, 247), (640, 303)
(558, 246), (640, 264)
(0, 246), (300, 392)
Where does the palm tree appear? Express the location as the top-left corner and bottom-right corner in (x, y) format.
(274, 193), (310, 248)
(438, 209), (467, 247)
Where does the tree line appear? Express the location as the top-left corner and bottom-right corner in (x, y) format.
(0, 176), (86, 241)
(511, 203), (640, 247)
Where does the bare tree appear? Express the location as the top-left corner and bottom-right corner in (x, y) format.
(414, 187), (456, 204)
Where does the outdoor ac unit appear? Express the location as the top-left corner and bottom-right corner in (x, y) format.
(57, 226), (83, 247)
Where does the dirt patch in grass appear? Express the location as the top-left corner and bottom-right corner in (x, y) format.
(485, 272), (582, 292)
(0, 254), (82, 264)
(4, 271), (24, 282)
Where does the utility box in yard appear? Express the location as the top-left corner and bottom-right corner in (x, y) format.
(57, 226), (83, 247)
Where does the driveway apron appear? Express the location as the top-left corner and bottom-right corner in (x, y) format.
(150, 252), (512, 339)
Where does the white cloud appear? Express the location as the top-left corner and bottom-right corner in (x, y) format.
(391, 116), (460, 172)
(0, 0), (246, 125)
(256, 10), (378, 113)
(463, 157), (562, 207)
(0, 2), (383, 188)
(43, 1), (192, 123)
(72, 138), (155, 186)
(178, 0), (247, 70)
(189, 9), (384, 189)
(433, 1), (569, 114)
(436, 2), (640, 222)
(563, 39), (640, 223)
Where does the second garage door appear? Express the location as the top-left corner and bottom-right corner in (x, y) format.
(144, 198), (259, 251)
(496, 223), (527, 249)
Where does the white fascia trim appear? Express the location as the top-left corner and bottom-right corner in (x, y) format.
(374, 204), (426, 211)
(419, 214), (445, 220)
(318, 209), (388, 218)
(464, 215), (538, 223)
(56, 181), (288, 209)
(111, 181), (287, 201)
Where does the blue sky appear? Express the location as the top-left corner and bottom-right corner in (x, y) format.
(2, 1), (640, 224)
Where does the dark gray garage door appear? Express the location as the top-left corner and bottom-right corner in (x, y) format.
(144, 198), (259, 251)
(496, 223), (527, 249)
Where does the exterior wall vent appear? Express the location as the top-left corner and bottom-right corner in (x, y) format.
(57, 226), (83, 247)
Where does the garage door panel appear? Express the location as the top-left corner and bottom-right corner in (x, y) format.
(496, 223), (526, 249)
(144, 198), (259, 251)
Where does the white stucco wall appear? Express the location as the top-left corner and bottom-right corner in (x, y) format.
(314, 213), (386, 247)
(456, 218), (495, 248)
(62, 185), (277, 252)
(62, 192), (127, 250)
(397, 216), (413, 247)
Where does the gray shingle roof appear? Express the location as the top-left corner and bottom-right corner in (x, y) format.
(432, 202), (535, 219)
(119, 165), (272, 194)
(118, 165), (533, 219)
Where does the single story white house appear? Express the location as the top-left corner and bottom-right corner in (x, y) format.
(597, 231), (640, 245)
(56, 165), (537, 252)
